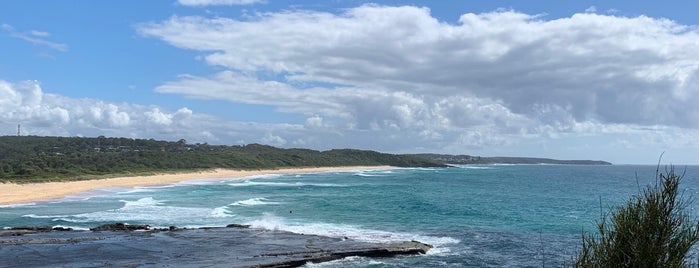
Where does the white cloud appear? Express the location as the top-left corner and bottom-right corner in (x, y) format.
(261, 133), (287, 146)
(305, 115), (324, 128)
(30, 30), (50, 37)
(173, 107), (193, 120)
(3, 77), (698, 163)
(1, 23), (68, 52)
(177, 0), (264, 6)
(0, 80), (69, 126)
(138, 6), (699, 130)
(145, 107), (173, 126)
(0, 79), (351, 150)
(0, 79), (197, 138)
(143, 107), (193, 126)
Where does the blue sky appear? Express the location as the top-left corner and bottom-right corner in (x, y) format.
(2, 1), (699, 164)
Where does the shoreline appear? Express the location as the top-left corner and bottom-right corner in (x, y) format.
(0, 166), (394, 206)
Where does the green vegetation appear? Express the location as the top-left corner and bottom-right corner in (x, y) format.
(0, 136), (445, 183)
(573, 166), (699, 267)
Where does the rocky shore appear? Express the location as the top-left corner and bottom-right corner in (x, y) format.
(0, 223), (432, 267)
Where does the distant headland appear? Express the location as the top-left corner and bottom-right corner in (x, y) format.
(409, 154), (612, 165)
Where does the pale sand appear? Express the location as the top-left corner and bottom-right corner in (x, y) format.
(0, 166), (394, 205)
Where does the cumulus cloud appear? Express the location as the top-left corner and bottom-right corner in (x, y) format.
(145, 107), (173, 126)
(8, 5), (697, 163)
(305, 115), (324, 128)
(137, 5), (699, 133)
(0, 79), (204, 139)
(133, 5), (699, 162)
(177, 0), (264, 6)
(0, 80), (69, 127)
(0, 79), (371, 150)
(3, 77), (698, 163)
(155, 71), (531, 137)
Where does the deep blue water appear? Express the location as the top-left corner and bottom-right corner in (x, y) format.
(2, 165), (699, 267)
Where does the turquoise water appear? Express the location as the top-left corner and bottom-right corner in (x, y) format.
(2, 165), (699, 267)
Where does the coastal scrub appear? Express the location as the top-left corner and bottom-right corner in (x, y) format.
(573, 166), (699, 267)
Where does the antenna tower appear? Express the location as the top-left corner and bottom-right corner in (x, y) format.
(17, 124), (20, 136)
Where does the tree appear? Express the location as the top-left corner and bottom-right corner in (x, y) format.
(573, 166), (699, 267)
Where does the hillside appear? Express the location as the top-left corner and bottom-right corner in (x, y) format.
(0, 136), (445, 183)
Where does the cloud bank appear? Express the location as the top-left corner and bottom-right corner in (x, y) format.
(134, 6), (699, 152)
(138, 6), (699, 129)
(0, 80), (194, 137)
(0, 79), (396, 151)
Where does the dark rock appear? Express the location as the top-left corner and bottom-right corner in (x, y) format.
(10, 226), (53, 232)
(89, 223), (150, 231)
(226, 223), (251, 228)
(0, 229), (34, 237)
(0, 226), (70, 237)
(250, 240), (433, 267)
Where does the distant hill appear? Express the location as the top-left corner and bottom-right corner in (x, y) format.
(0, 136), (445, 183)
(408, 154), (612, 165)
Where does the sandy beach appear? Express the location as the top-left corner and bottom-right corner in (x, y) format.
(0, 166), (393, 206)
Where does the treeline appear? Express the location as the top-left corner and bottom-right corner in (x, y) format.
(0, 136), (444, 183)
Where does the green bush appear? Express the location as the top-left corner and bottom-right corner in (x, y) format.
(574, 166), (699, 267)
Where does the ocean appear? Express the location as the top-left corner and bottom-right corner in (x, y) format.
(2, 165), (699, 267)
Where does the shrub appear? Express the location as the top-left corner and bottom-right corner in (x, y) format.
(574, 166), (699, 267)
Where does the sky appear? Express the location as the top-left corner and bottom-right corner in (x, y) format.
(1, 1), (699, 165)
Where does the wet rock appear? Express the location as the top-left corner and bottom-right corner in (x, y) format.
(89, 222), (150, 231)
(226, 223), (251, 228)
(0, 229), (34, 237)
(10, 226), (53, 232)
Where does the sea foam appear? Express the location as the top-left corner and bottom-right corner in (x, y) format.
(230, 197), (280, 206)
(0, 202), (36, 208)
(353, 172), (385, 177)
(244, 213), (459, 255)
(26, 197), (235, 226)
(228, 180), (345, 188)
(303, 256), (385, 267)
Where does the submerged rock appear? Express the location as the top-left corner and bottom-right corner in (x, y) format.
(0, 224), (430, 267)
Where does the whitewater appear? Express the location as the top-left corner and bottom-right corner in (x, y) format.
(2, 165), (699, 267)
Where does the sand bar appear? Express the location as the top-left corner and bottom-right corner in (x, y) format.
(0, 166), (394, 205)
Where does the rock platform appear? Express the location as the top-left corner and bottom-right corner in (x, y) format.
(0, 223), (431, 267)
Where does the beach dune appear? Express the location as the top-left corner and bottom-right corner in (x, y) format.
(0, 166), (392, 205)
